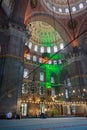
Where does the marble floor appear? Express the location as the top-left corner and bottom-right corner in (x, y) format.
(0, 117), (87, 130)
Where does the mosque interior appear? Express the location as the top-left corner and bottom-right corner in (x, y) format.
(0, 0), (87, 117)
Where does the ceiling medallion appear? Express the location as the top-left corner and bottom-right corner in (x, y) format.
(68, 19), (78, 30)
(30, 0), (38, 9)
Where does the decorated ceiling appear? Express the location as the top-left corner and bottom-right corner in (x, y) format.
(42, 0), (87, 15)
(25, 0), (87, 54)
(28, 21), (63, 47)
(44, 0), (85, 5)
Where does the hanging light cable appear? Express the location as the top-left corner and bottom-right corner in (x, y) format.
(67, 0), (75, 39)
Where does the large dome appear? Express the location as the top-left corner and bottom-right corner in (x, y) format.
(42, 0), (87, 15)
(46, 0), (84, 6)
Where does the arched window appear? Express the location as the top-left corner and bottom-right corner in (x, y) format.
(33, 55), (37, 61)
(40, 46), (44, 53)
(79, 3), (84, 9)
(72, 7), (76, 12)
(34, 45), (38, 52)
(47, 47), (51, 53)
(54, 46), (58, 52)
(40, 72), (44, 81)
(28, 42), (32, 49)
